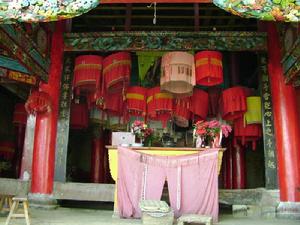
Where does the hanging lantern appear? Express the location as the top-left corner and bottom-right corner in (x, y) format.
(73, 55), (103, 96)
(13, 103), (27, 126)
(174, 97), (191, 128)
(221, 86), (249, 121)
(244, 96), (262, 125)
(161, 52), (195, 97)
(104, 92), (126, 131)
(103, 52), (131, 93)
(89, 107), (107, 126)
(0, 141), (15, 160)
(70, 103), (89, 130)
(234, 118), (262, 150)
(126, 86), (147, 118)
(190, 88), (209, 121)
(147, 87), (173, 127)
(195, 51), (223, 86)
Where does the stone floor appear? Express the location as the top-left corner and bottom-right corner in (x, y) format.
(0, 207), (300, 225)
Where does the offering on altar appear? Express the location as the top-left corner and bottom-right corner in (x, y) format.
(131, 120), (154, 145)
(193, 120), (232, 148)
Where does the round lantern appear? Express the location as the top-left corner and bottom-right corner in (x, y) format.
(73, 55), (103, 96)
(13, 103), (27, 126)
(161, 52), (195, 96)
(0, 141), (15, 160)
(70, 103), (89, 130)
(190, 88), (209, 121)
(221, 86), (249, 121)
(103, 52), (131, 93)
(244, 96), (262, 125)
(234, 118), (262, 150)
(195, 51), (223, 86)
(174, 97), (191, 128)
(126, 86), (147, 118)
(147, 87), (173, 128)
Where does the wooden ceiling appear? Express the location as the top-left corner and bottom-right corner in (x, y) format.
(72, 3), (258, 32)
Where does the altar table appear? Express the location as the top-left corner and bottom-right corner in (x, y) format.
(107, 146), (225, 216)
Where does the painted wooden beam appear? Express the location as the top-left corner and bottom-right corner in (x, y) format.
(64, 31), (267, 52)
(101, 0), (212, 3)
(282, 37), (300, 86)
(0, 25), (50, 82)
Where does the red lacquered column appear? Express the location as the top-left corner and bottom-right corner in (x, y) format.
(232, 144), (246, 189)
(224, 143), (233, 189)
(267, 23), (300, 218)
(29, 21), (64, 207)
(14, 125), (26, 177)
(91, 128), (105, 183)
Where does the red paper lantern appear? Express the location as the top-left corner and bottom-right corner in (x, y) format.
(103, 52), (131, 93)
(25, 91), (52, 114)
(190, 88), (209, 121)
(147, 87), (173, 127)
(126, 86), (147, 118)
(13, 103), (27, 126)
(221, 86), (249, 121)
(174, 97), (191, 127)
(73, 55), (103, 96)
(195, 51), (223, 86)
(161, 51), (195, 97)
(70, 103), (89, 130)
(234, 118), (262, 150)
(0, 141), (15, 160)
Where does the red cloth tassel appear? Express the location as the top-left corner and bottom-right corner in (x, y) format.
(234, 118), (262, 150)
(146, 87), (173, 128)
(126, 86), (147, 118)
(190, 88), (209, 121)
(174, 97), (191, 127)
(221, 86), (249, 121)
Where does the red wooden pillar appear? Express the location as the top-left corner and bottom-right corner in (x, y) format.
(14, 125), (26, 177)
(267, 23), (300, 218)
(224, 142), (233, 189)
(232, 144), (246, 189)
(29, 21), (65, 207)
(91, 128), (105, 183)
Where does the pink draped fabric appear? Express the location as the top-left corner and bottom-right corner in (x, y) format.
(117, 147), (219, 222)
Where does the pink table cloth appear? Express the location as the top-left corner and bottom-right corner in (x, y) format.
(117, 147), (219, 222)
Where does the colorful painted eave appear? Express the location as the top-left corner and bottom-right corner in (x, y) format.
(282, 36), (300, 87)
(64, 31), (267, 52)
(100, 0), (212, 2)
(0, 24), (50, 82)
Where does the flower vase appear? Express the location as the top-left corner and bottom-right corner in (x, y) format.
(196, 136), (203, 148)
(135, 136), (144, 146)
(212, 130), (222, 148)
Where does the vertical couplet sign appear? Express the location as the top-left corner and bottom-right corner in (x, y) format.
(260, 55), (278, 189)
(54, 55), (74, 182)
